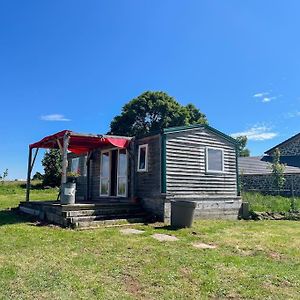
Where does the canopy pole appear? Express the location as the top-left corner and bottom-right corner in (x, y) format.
(86, 151), (92, 200)
(31, 148), (39, 171)
(60, 132), (70, 202)
(26, 147), (33, 202)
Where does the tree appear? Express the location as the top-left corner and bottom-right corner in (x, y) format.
(109, 91), (208, 137)
(235, 136), (250, 157)
(41, 149), (62, 187)
(185, 103), (207, 125)
(270, 148), (286, 193)
(32, 171), (44, 181)
(0, 169), (8, 184)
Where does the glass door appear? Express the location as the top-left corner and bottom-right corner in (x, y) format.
(117, 149), (128, 197)
(100, 151), (110, 196)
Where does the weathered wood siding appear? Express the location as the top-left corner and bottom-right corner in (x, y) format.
(90, 151), (100, 200)
(135, 135), (162, 198)
(165, 128), (237, 199)
(134, 134), (165, 219)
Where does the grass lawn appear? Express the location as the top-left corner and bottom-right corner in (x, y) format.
(0, 183), (299, 299)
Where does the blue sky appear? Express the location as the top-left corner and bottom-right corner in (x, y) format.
(1, 1), (300, 179)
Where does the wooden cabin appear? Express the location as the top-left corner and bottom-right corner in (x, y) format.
(20, 124), (241, 227)
(67, 124), (242, 221)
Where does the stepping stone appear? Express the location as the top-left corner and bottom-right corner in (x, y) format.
(192, 242), (217, 249)
(120, 228), (145, 235)
(151, 233), (179, 242)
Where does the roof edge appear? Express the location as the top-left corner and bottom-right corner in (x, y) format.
(162, 124), (238, 145)
(265, 132), (300, 155)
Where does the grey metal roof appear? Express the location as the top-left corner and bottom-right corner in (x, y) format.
(238, 156), (300, 175)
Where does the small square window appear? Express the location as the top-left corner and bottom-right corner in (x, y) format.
(206, 147), (224, 173)
(137, 144), (148, 172)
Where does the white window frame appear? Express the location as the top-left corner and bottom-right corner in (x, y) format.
(137, 144), (148, 172)
(205, 147), (224, 173)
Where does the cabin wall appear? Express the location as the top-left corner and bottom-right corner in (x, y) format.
(90, 151), (101, 200)
(134, 135), (166, 220)
(165, 128), (238, 198)
(164, 128), (241, 220)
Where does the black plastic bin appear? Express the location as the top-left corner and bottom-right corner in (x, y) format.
(170, 200), (197, 228)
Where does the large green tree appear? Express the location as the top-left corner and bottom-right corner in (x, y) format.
(42, 149), (62, 187)
(235, 136), (250, 157)
(109, 91), (207, 137)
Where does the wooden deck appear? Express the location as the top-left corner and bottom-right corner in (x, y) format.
(18, 200), (149, 228)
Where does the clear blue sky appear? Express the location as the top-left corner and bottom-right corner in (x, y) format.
(1, 1), (300, 179)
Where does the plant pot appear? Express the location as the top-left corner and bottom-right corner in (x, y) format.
(67, 176), (77, 184)
(61, 182), (76, 204)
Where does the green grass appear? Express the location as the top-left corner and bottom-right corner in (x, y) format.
(0, 183), (299, 299)
(242, 192), (300, 212)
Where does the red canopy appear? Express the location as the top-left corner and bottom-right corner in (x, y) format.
(30, 130), (131, 154)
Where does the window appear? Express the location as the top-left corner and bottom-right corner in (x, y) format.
(71, 157), (80, 173)
(206, 147), (224, 173)
(137, 144), (148, 172)
(83, 156), (87, 177)
(100, 152), (110, 196)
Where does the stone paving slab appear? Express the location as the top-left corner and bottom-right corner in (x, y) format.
(120, 228), (145, 235)
(192, 242), (217, 249)
(151, 233), (179, 242)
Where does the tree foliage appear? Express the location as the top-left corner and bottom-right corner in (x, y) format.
(270, 148), (286, 192)
(42, 149), (62, 187)
(235, 136), (250, 157)
(0, 169), (8, 184)
(32, 171), (44, 181)
(109, 91), (207, 137)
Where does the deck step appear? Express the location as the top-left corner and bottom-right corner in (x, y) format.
(68, 212), (147, 223)
(72, 217), (147, 229)
(60, 202), (141, 211)
(18, 201), (149, 228)
(63, 207), (143, 217)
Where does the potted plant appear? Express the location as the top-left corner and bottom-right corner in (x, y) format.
(66, 171), (80, 183)
(61, 171), (81, 205)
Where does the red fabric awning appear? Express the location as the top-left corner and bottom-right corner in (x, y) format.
(30, 130), (131, 154)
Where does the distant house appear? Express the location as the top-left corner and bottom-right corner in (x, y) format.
(239, 133), (300, 195)
(20, 124), (242, 227)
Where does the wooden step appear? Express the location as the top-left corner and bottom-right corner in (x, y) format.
(72, 217), (147, 229)
(68, 212), (147, 223)
(60, 202), (141, 211)
(63, 207), (143, 217)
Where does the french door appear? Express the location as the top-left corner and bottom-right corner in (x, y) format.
(117, 149), (128, 197)
(100, 149), (128, 197)
(100, 151), (110, 196)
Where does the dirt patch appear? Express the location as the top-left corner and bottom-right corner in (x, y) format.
(123, 273), (144, 299)
(269, 252), (282, 260)
(151, 233), (179, 242)
(192, 242), (217, 249)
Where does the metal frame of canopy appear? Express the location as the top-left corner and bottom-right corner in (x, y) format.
(26, 130), (131, 202)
